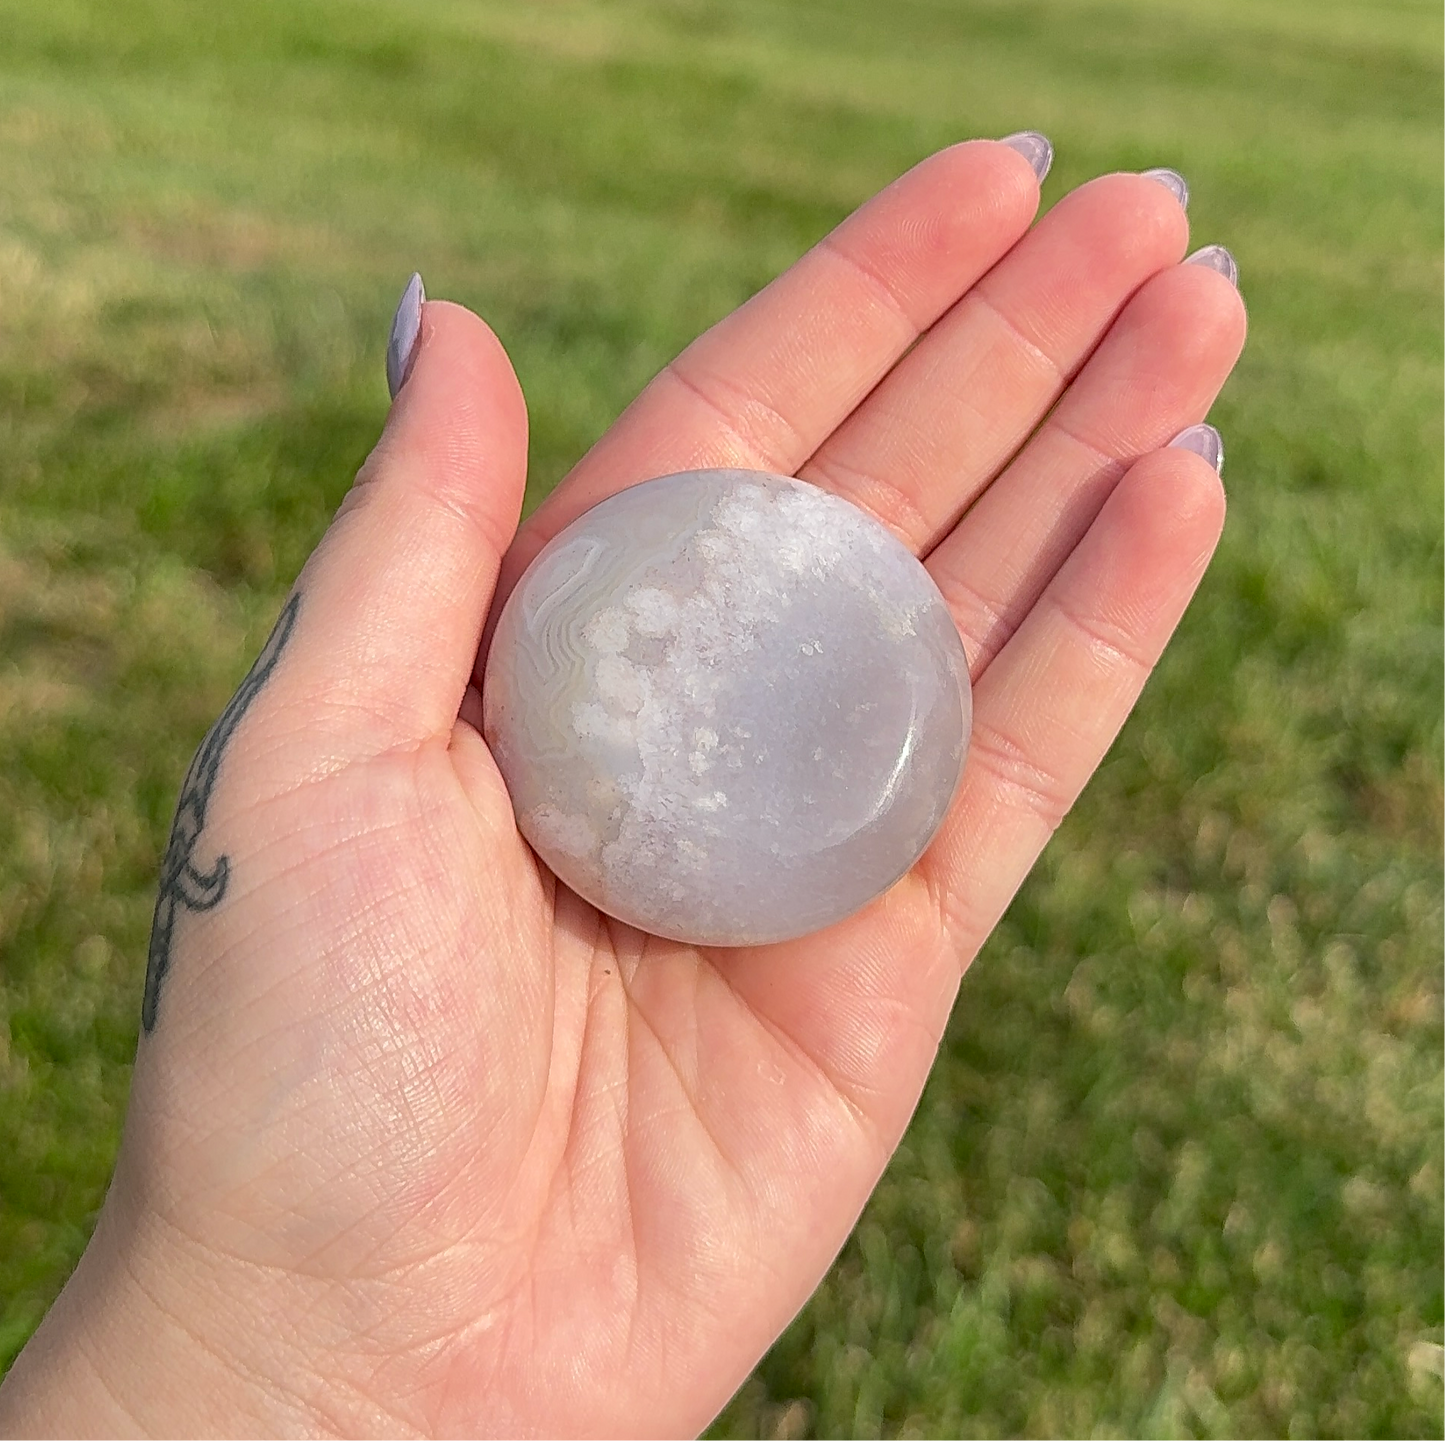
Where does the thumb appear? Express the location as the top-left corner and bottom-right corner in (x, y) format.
(271, 278), (529, 751)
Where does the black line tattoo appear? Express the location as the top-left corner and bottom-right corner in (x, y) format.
(141, 593), (301, 1034)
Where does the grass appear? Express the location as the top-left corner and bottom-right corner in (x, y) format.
(0, 0), (1439, 1434)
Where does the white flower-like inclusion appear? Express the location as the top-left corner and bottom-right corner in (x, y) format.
(483, 470), (971, 946)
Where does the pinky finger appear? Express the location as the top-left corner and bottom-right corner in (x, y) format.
(923, 438), (1227, 961)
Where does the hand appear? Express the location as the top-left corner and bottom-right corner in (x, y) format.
(0, 139), (1245, 1437)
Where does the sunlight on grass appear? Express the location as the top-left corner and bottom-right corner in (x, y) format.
(0, 0), (1440, 1434)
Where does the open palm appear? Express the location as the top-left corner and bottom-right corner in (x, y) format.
(1, 141), (1245, 1439)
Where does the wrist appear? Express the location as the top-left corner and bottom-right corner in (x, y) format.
(0, 1237), (142, 1438)
(0, 1185), (402, 1438)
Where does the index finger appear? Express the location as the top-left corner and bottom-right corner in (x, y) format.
(490, 137), (1044, 613)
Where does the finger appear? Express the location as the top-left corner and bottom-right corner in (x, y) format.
(799, 172), (1190, 551)
(929, 255), (1246, 672)
(923, 444), (1228, 958)
(707, 446), (1224, 1144)
(272, 296), (528, 750)
(492, 139), (1043, 606)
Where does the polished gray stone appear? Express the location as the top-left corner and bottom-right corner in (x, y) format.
(483, 469), (971, 946)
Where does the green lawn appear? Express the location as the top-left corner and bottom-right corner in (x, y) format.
(0, 0), (1440, 1435)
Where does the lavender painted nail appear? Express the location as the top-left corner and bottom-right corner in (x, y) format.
(1142, 167), (1190, 209)
(386, 272), (425, 400)
(999, 131), (1053, 182)
(1185, 244), (1239, 288)
(1168, 423), (1225, 475)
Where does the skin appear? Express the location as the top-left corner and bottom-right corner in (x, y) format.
(0, 141), (1245, 1438)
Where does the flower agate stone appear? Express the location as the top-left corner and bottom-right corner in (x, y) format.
(483, 469), (971, 946)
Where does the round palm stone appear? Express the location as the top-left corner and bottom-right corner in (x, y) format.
(483, 469), (971, 946)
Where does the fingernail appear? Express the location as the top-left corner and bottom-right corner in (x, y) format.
(999, 131), (1053, 182)
(1141, 167), (1189, 210)
(1168, 423), (1224, 475)
(386, 272), (425, 400)
(1185, 244), (1239, 288)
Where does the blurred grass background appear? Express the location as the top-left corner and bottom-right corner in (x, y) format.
(0, 0), (1439, 1434)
